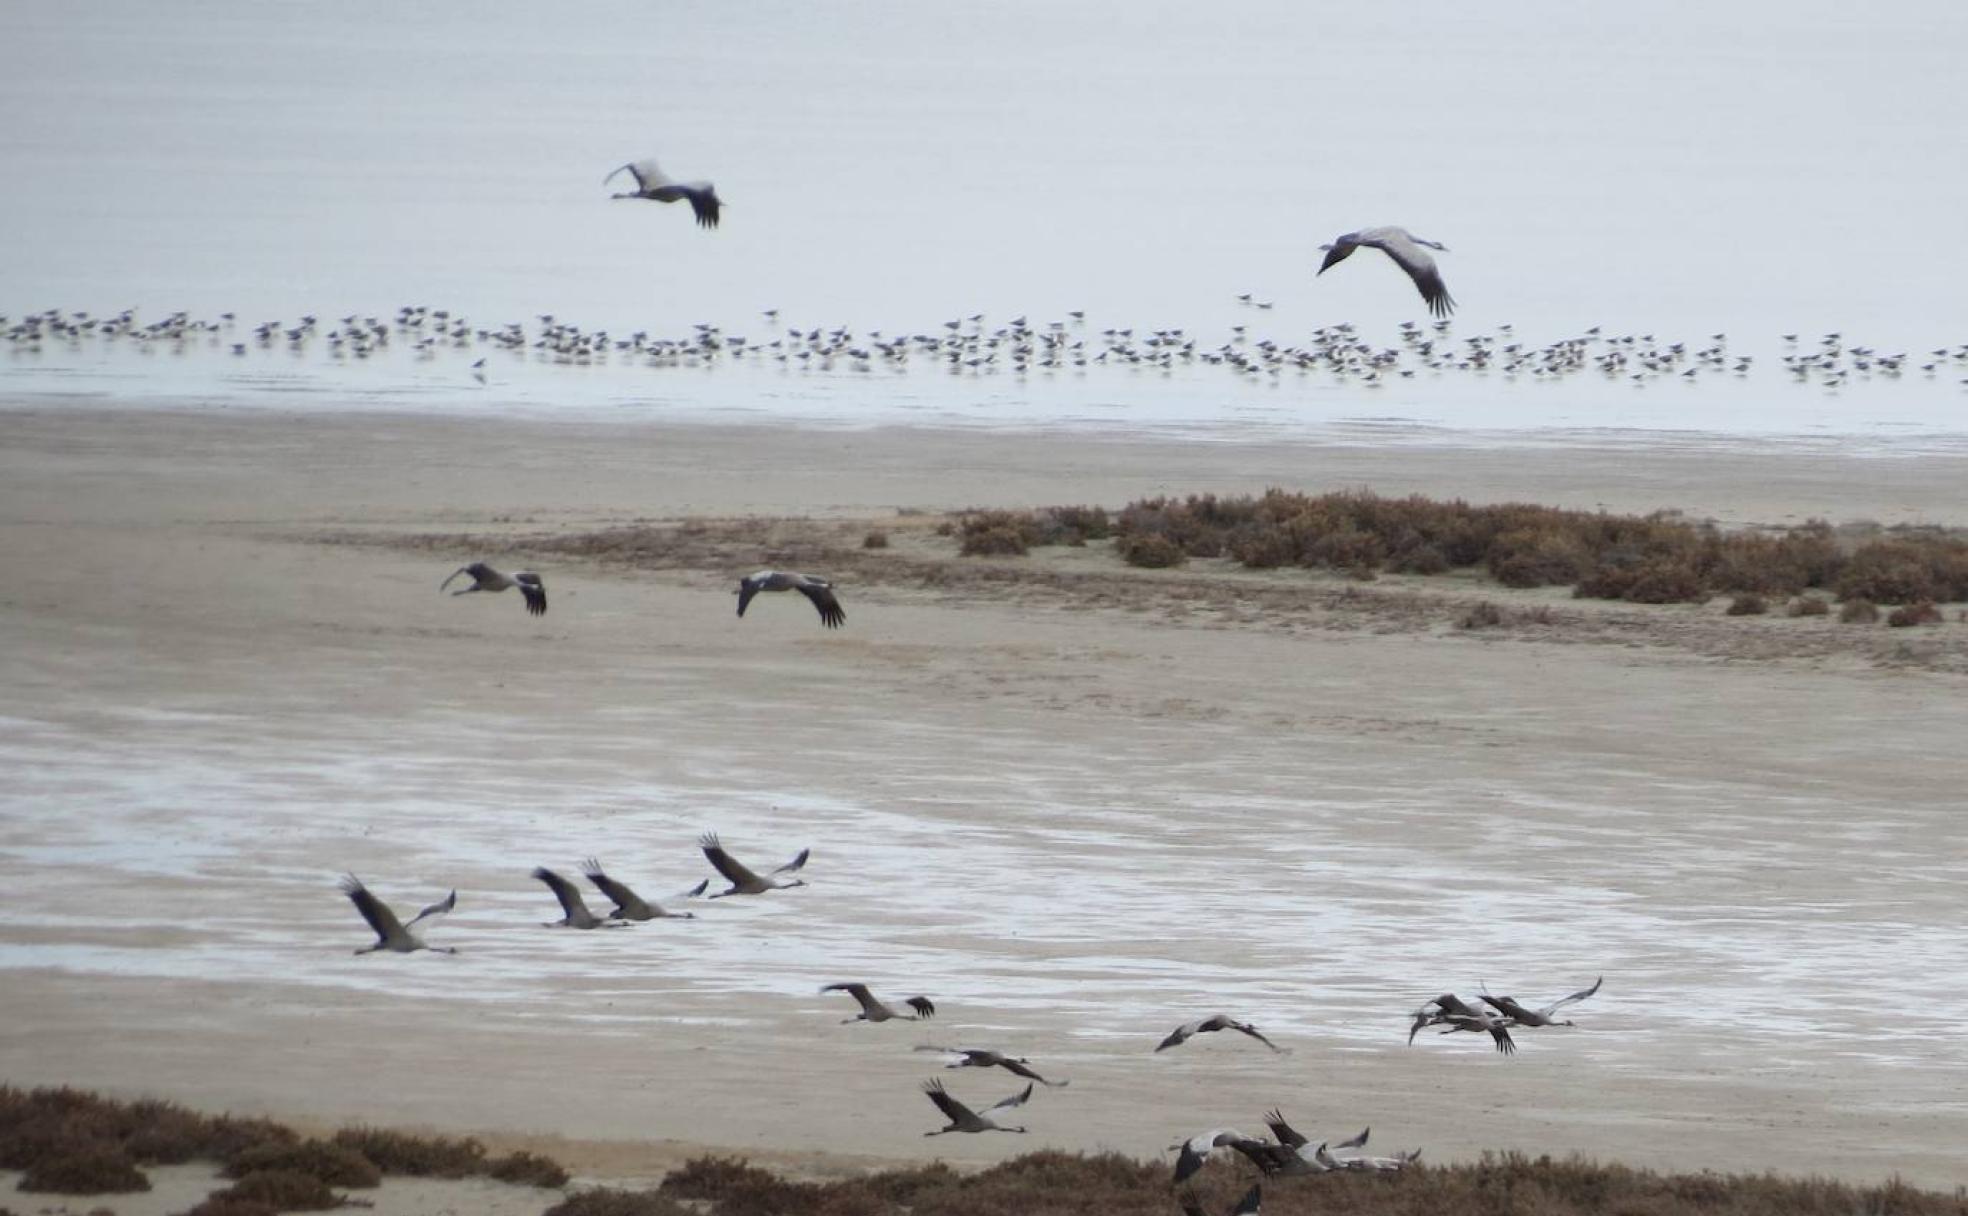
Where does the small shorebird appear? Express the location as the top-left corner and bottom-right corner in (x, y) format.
(1156, 1014), (1283, 1053)
(821, 982), (935, 1023)
(579, 858), (705, 921)
(532, 866), (616, 929)
(914, 1046), (1068, 1087)
(698, 832), (810, 896)
(735, 570), (846, 628)
(340, 875), (456, 954)
(921, 1079), (1031, 1135)
(1317, 226), (1456, 317)
(441, 562), (546, 616)
(1479, 975), (1603, 1027)
(606, 157), (722, 229)
(1181, 1183), (1262, 1216)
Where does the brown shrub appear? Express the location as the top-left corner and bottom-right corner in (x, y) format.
(209, 1169), (338, 1211)
(1787, 595), (1830, 617)
(177, 1199), (281, 1216)
(1116, 533), (1186, 568)
(1725, 594), (1767, 616)
(224, 1139), (380, 1188)
(330, 1126), (484, 1178)
(18, 1143), (150, 1194)
(543, 1190), (693, 1216)
(861, 530), (889, 549)
(959, 526), (1028, 556)
(488, 1150), (571, 1188)
(1458, 601), (1506, 630)
(1887, 601), (1944, 627)
(1489, 527), (1593, 588)
(657, 1154), (822, 1216)
(1840, 599), (1880, 624)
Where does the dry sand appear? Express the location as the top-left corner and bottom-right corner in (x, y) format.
(3, 407), (1967, 1209)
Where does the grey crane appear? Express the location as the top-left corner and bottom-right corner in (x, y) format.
(1229, 1110), (1368, 1176)
(441, 562), (546, 616)
(1408, 993), (1516, 1054)
(532, 866), (617, 929)
(735, 570), (845, 628)
(698, 832), (809, 896)
(914, 1045), (1069, 1087)
(606, 157), (722, 228)
(1156, 1014), (1283, 1053)
(580, 858), (705, 921)
(340, 875), (456, 955)
(921, 1079), (1032, 1135)
(821, 982), (935, 1023)
(1317, 226), (1456, 318)
(1480, 975), (1603, 1027)
(1172, 1129), (1250, 1186)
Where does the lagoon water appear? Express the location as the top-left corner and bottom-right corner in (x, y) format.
(5, 2), (1968, 444)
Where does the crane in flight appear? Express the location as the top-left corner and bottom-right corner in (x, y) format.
(1317, 226), (1456, 317)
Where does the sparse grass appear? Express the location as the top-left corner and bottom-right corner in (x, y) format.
(17, 1143), (150, 1194)
(223, 1139), (381, 1188)
(488, 1149), (572, 1188)
(953, 506), (1111, 556)
(209, 1169), (340, 1211)
(1457, 601), (1505, 629)
(330, 1126), (486, 1178)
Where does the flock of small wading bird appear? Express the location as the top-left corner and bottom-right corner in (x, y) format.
(10, 153), (1965, 392)
(343, 550), (1608, 1212)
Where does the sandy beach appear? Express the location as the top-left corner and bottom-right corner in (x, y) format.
(4, 407), (1967, 1205)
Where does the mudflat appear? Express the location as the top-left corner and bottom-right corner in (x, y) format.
(2, 407), (1965, 1198)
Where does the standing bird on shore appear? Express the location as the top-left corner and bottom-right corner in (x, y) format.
(1317, 227), (1456, 318)
(606, 157), (722, 228)
(735, 570), (846, 628)
(1156, 1014), (1284, 1053)
(821, 982), (935, 1023)
(341, 876), (457, 955)
(914, 1046), (1069, 1087)
(532, 866), (615, 929)
(698, 832), (810, 896)
(921, 1079), (1032, 1135)
(579, 858), (705, 921)
(441, 562), (546, 616)
(1479, 975), (1602, 1027)
(1181, 1183), (1262, 1216)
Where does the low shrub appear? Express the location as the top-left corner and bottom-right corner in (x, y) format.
(17, 1144), (150, 1194)
(1725, 594), (1767, 616)
(1840, 599), (1880, 624)
(209, 1169), (338, 1211)
(177, 1199), (281, 1216)
(1458, 601), (1506, 629)
(959, 525), (1027, 556)
(330, 1126), (484, 1178)
(543, 1190), (693, 1216)
(1787, 595), (1830, 617)
(1116, 532), (1187, 568)
(861, 530), (889, 549)
(489, 1150), (571, 1188)
(1887, 601), (1943, 627)
(225, 1139), (380, 1188)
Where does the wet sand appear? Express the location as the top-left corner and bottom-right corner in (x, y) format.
(3, 407), (1967, 1199)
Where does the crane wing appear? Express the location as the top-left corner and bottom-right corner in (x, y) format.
(340, 875), (405, 941)
(405, 889), (455, 929)
(986, 1082), (1033, 1113)
(922, 1079), (975, 1123)
(798, 582), (846, 628)
(531, 867), (593, 919)
(772, 847), (810, 875)
(699, 833), (764, 886)
(1540, 975), (1603, 1017)
(581, 860), (651, 918)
